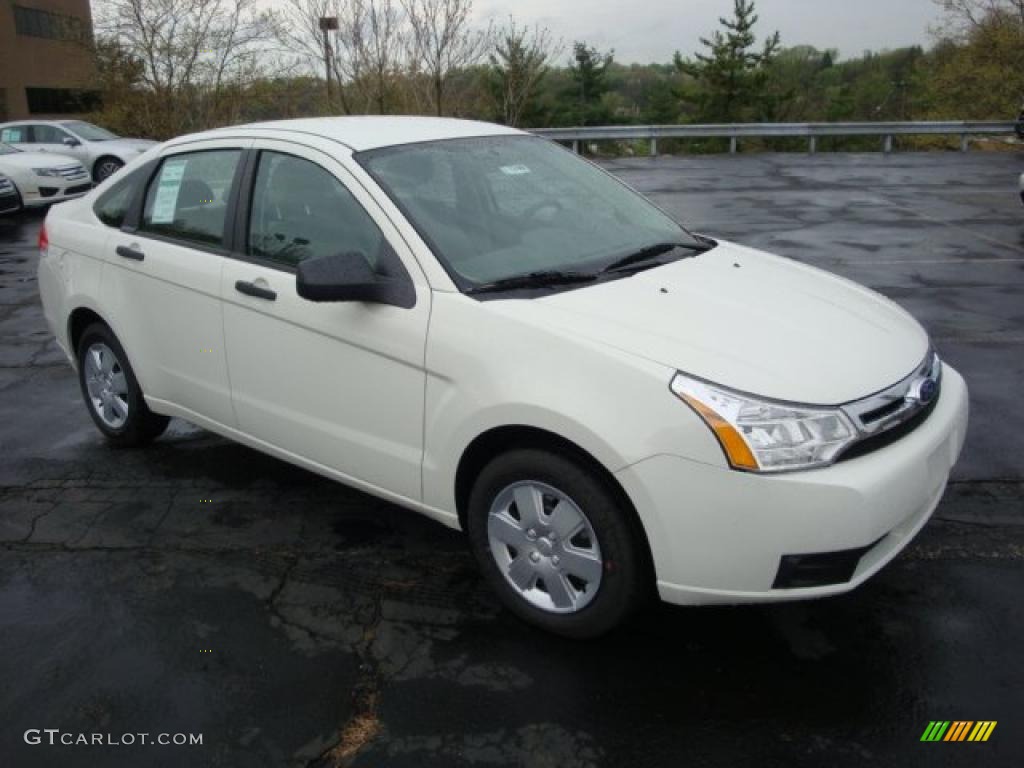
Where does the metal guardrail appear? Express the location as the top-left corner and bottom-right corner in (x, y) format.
(532, 121), (1017, 154)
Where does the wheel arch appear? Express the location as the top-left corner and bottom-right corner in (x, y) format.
(454, 424), (656, 585)
(68, 306), (109, 358)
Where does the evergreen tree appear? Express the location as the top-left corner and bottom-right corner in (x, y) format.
(568, 42), (614, 125)
(675, 0), (780, 122)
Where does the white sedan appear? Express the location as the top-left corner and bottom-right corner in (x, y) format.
(0, 142), (91, 210)
(37, 118), (968, 637)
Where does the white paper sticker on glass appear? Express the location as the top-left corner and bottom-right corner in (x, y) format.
(150, 158), (187, 224)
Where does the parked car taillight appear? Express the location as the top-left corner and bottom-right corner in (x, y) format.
(38, 223), (48, 256)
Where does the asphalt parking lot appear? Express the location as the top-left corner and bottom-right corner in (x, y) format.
(2, 151), (1023, 767)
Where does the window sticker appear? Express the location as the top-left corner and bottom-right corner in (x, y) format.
(150, 158), (187, 224)
(499, 164), (531, 176)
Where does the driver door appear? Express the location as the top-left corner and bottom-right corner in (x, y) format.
(27, 124), (83, 160)
(220, 141), (430, 502)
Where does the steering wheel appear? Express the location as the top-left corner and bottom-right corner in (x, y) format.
(522, 197), (565, 222)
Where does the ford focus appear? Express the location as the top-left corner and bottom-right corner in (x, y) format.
(36, 117), (968, 637)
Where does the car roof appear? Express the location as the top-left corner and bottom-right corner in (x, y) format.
(209, 116), (525, 152)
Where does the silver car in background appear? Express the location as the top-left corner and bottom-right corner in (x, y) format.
(0, 120), (156, 183)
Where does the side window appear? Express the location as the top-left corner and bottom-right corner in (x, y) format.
(30, 124), (68, 143)
(93, 174), (138, 229)
(247, 151), (384, 268)
(1, 126), (27, 143)
(141, 150), (241, 247)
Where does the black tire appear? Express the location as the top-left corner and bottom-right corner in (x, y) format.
(466, 448), (649, 639)
(77, 322), (169, 447)
(93, 157), (124, 183)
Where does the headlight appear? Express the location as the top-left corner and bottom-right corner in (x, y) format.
(33, 168), (62, 177)
(670, 372), (857, 472)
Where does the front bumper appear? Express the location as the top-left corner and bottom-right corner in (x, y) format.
(20, 181), (92, 208)
(616, 363), (969, 605)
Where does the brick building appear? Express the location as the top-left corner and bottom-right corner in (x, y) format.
(0, 1), (98, 120)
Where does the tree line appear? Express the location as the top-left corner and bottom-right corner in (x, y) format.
(85, 0), (1023, 144)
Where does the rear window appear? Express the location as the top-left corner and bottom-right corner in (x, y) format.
(140, 150), (241, 247)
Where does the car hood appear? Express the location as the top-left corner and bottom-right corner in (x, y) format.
(503, 240), (929, 405)
(0, 151), (82, 170)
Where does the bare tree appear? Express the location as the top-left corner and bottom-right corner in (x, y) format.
(280, 0), (405, 114)
(357, 0), (405, 113)
(402, 0), (491, 116)
(94, 0), (280, 134)
(932, 0), (1024, 34)
(488, 18), (560, 126)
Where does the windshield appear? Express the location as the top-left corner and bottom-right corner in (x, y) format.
(357, 136), (704, 288)
(0, 143), (20, 155)
(61, 121), (118, 141)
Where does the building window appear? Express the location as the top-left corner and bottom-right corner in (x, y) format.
(13, 5), (85, 41)
(25, 88), (100, 115)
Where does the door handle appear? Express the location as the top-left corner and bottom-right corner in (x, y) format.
(116, 245), (145, 261)
(235, 280), (277, 301)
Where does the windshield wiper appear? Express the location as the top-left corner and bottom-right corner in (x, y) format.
(600, 241), (711, 275)
(467, 269), (597, 295)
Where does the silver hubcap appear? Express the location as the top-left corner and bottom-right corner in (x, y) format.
(97, 162), (121, 180)
(83, 342), (129, 429)
(487, 481), (603, 614)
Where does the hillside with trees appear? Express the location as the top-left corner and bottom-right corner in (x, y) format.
(85, 0), (1023, 147)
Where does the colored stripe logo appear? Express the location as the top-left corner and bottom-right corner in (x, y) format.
(921, 721), (997, 742)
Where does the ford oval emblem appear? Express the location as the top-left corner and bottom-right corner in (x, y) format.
(919, 378), (937, 403)
(907, 377), (937, 405)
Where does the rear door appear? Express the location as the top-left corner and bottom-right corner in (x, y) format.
(0, 124), (30, 149)
(219, 140), (430, 501)
(101, 139), (250, 427)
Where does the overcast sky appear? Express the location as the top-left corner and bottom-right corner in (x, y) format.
(473, 0), (942, 65)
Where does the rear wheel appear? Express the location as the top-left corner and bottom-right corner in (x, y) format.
(466, 448), (648, 638)
(77, 322), (168, 446)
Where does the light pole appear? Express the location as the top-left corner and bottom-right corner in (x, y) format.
(319, 16), (339, 112)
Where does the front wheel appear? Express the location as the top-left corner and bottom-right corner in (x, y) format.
(93, 157), (123, 182)
(466, 448), (648, 638)
(77, 322), (169, 446)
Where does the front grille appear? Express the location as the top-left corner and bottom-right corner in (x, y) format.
(55, 164), (89, 182)
(39, 187), (58, 198)
(0, 192), (19, 214)
(838, 395), (938, 462)
(65, 183), (92, 195)
(772, 535), (886, 588)
(836, 349), (942, 462)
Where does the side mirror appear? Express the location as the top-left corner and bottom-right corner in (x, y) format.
(62, 137), (81, 147)
(296, 251), (414, 308)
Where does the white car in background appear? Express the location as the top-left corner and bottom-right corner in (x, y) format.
(36, 117), (969, 637)
(0, 120), (156, 183)
(0, 142), (91, 210)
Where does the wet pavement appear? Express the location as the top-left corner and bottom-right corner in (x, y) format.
(1, 152), (1023, 767)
